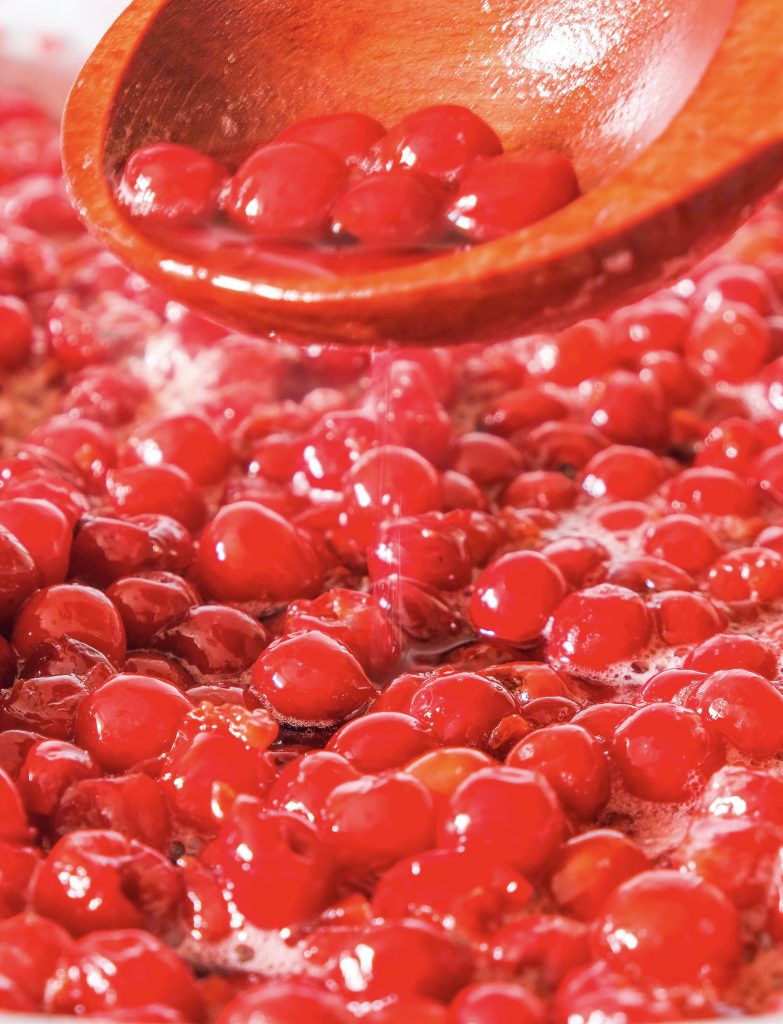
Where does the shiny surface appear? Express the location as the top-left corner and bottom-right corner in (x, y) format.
(62, 0), (783, 344)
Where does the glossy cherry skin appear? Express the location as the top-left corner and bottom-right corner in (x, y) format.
(439, 766), (565, 877)
(195, 501), (324, 605)
(549, 829), (650, 920)
(507, 724), (610, 819)
(408, 671), (515, 749)
(372, 848), (532, 937)
(612, 703), (725, 803)
(31, 829), (183, 937)
(250, 630), (376, 727)
(548, 584), (653, 677)
(450, 982), (546, 1024)
(117, 142), (227, 225)
(377, 104), (501, 185)
(45, 929), (204, 1020)
(12, 584), (127, 664)
(76, 674), (191, 772)
(592, 869), (742, 987)
(216, 980), (346, 1024)
(333, 170), (445, 245)
(225, 142), (347, 241)
(448, 149), (580, 242)
(203, 798), (333, 928)
(470, 551), (567, 646)
(275, 110), (385, 164)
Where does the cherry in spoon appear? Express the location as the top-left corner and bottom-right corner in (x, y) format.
(62, 0), (783, 346)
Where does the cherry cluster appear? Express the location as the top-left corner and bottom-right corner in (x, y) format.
(1, 85), (783, 1022)
(116, 105), (579, 247)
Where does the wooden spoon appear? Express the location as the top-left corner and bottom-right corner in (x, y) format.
(62, 0), (783, 346)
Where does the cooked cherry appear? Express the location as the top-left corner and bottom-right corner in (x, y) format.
(31, 829), (183, 936)
(76, 674), (191, 771)
(507, 724), (610, 819)
(117, 142), (227, 225)
(611, 704), (724, 803)
(439, 765), (565, 877)
(154, 603), (266, 677)
(408, 671), (515, 748)
(378, 103), (502, 184)
(196, 501), (324, 605)
(45, 929), (204, 1020)
(471, 551), (567, 646)
(250, 630), (375, 727)
(13, 583), (127, 664)
(448, 149), (579, 241)
(203, 798), (333, 928)
(225, 142), (347, 241)
(592, 869), (741, 987)
(450, 982), (546, 1024)
(53, 773), (171, 851)
(549, 829), (650, 920)
(548, 585), (652, 677)
(333, 170), (444, 245)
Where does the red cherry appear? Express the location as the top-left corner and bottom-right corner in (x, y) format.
(32, 829), (183, 936)
(250, 631), (375, 727)
(592, 869), (741, 986)
(76, 674), (191, 772)
(117, 142), (227, 224)
(216, 980), (345, 1024)
(492, 914), (591, 988)
(105, 464), (207, 531)
(528, 320), (611, 387)
(45, 929), (203, 1020)
(686, 670), (783, 759)
(333, 170), (444, 245)
(554, 962), (679, 1024)
(652, 590), (726, 645)
(692, 261), (778, 314)
(407, 671), (515, 749)
(448, 149), (579, 241)
(323, 771), (435, 873)
(404, 747), (494, 805)
(13, 584), (127, 663)
(685, 302), (771, 381)
(503, 470), (579, 512)
(327, 712), (434, 773)
(548, 585), (653, 677)
(708, 546), (783, 602)
(195, 501), (324, 605)
(368, 514), (472, 591)
(471, 551), (567, 646)
(123, 412), (232, 485)
(284, 588), (400, 681)
(507, 724), (610, 819)
(549, 829), (650, 920)
(696, 416), (769, 474)
(53, 773), (170, 851)
(0, 912), (72, 1002)
(154, 604), (267, 678)
(275, 111), (385, 164)
(439, 765), (565, 876)
(664, 466), (758, 516)
(0, 297), (33, 370)
(581, 446), (667, 501)
(268, 750), (361, 825)
(378, 104), (502, 184)
(225, 142), (347, 241)
(450, 982), (546, 1024)
(0, 498), (71, 586)
(684, 632), (778, 677)
(611, 704), (724, 803)
(0, 527), (40, 619)
(587, 371), (670, 450)
(17, 738), (98, 817)
(372, 848), (531, 936)
(319, 919), (474, 1002)
(642, 514), (724, 574)
(203, 798), (333, 928)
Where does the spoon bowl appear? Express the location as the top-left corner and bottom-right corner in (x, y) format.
(62, 0), (783, 345)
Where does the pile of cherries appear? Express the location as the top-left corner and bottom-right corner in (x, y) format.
(116, 104), (580, 247)
(3, 85), (783, 1022)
